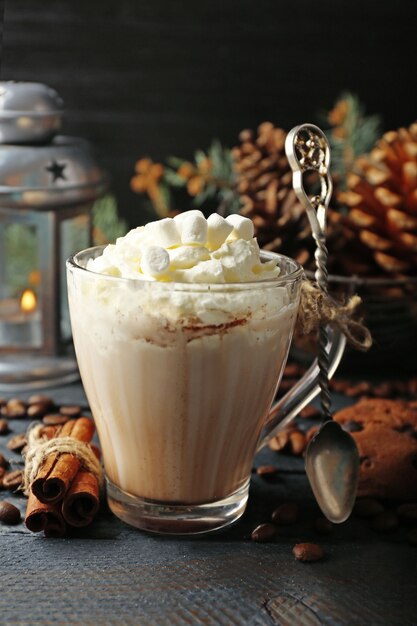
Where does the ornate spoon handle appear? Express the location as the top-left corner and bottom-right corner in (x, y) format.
(285, 123), (333, 423)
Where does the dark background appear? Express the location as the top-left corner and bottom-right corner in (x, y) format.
(1, 0), (416, 226)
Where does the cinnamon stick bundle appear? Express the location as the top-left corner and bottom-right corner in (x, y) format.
(24, 417), (102, 537)
(32, 417), (96, 504)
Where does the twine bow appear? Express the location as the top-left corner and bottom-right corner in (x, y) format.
(297, 279), (372, 352)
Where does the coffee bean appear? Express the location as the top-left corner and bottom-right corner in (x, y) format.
(300, 405), (320, 419)
(2, 469), (23, 490)
(314, 517), (334, 535)
(397, 503), (417, 524)
(6, 397), (23, 407)
(356, 381), (371, 395)
(283, 363), (304, 378)
(0, 453), (8, 469)
(59, 405), (82, 418)
(289, 430), (306, 456)
(330, 380), (350, 394)
(345, 382), (371, 397)
(372, 511), (399, 532)
(392, 381), (408, 395)
(293, 542), (324, 562)
(272, 502), (300, 525)
(42, 414), (69, 426)
(406, 528), (417, 546)
(268, 430), (290, 452)
(6, 433), (27, 452)
(6, 398), (27, 418)
(306, 426), (319, 443)
(251, 523), (277, 542)
(0, 501), (21, 525)
(5, 404), (26, 419)
(0, 418), (9, 435)
(27, 403), (50, 419)
(256, 465), (279, 480)
(353, 498), (385, 519)
(373, 383), (393, 398)
(28, 394), (53, 407)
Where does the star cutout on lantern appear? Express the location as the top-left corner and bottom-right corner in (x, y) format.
(45, 160), (67, 182)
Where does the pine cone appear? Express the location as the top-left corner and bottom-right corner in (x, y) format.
(338, 123), (417, 276)
(232, 123), (309, 265)
(232, 122), (343, 269)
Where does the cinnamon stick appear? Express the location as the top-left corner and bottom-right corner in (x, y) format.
(32, 417), (95, 504)
(25, 492), (67, 538)
(41, 425), (60, 440)
(62, 471), (100, 527)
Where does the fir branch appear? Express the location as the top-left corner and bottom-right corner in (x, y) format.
(93, 194), (127, 244)
(132, 140), (239, 217)
(322, 92), (382, 189)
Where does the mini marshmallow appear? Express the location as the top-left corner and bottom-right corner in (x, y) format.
(173, 210), (205, 232)
(225, 214), (254, 241)
(169, 245), (210, 269)
(145, 218), (181, 249)
(206, 213), (233, 250)
(140, 246), (170, 277)
(181, 214), (208, 245)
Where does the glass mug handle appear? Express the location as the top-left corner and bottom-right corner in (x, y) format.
(257, 327), (346, 451)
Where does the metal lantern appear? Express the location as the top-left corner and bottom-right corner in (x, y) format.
(0, 81), (108, 390)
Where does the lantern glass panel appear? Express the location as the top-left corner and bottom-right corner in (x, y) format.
(60, 213), (90, 341)
(0, 221), (43, 349)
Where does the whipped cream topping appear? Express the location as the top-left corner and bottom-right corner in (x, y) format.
(87, 211), (280, 283)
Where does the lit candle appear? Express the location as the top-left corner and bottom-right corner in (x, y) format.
(0, 289), (42, 349)
(20, 288), (37, 313)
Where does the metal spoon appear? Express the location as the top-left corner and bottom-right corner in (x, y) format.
(285, 123), (359, 523)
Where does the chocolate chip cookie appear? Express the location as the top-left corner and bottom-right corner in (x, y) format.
(334, 399), (417, 501)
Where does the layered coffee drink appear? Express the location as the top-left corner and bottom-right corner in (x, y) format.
(67, 211), (302, 532)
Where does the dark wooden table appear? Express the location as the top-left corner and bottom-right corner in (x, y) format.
(0, 383), (416, 626)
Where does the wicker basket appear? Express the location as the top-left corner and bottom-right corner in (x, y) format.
(294, 273), (417, 375)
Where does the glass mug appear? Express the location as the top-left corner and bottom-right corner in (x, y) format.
(67, 247), (345, 534)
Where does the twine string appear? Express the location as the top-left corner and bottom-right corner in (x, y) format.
(297, 279), (372, 352)
(23, 423), (104, 495)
